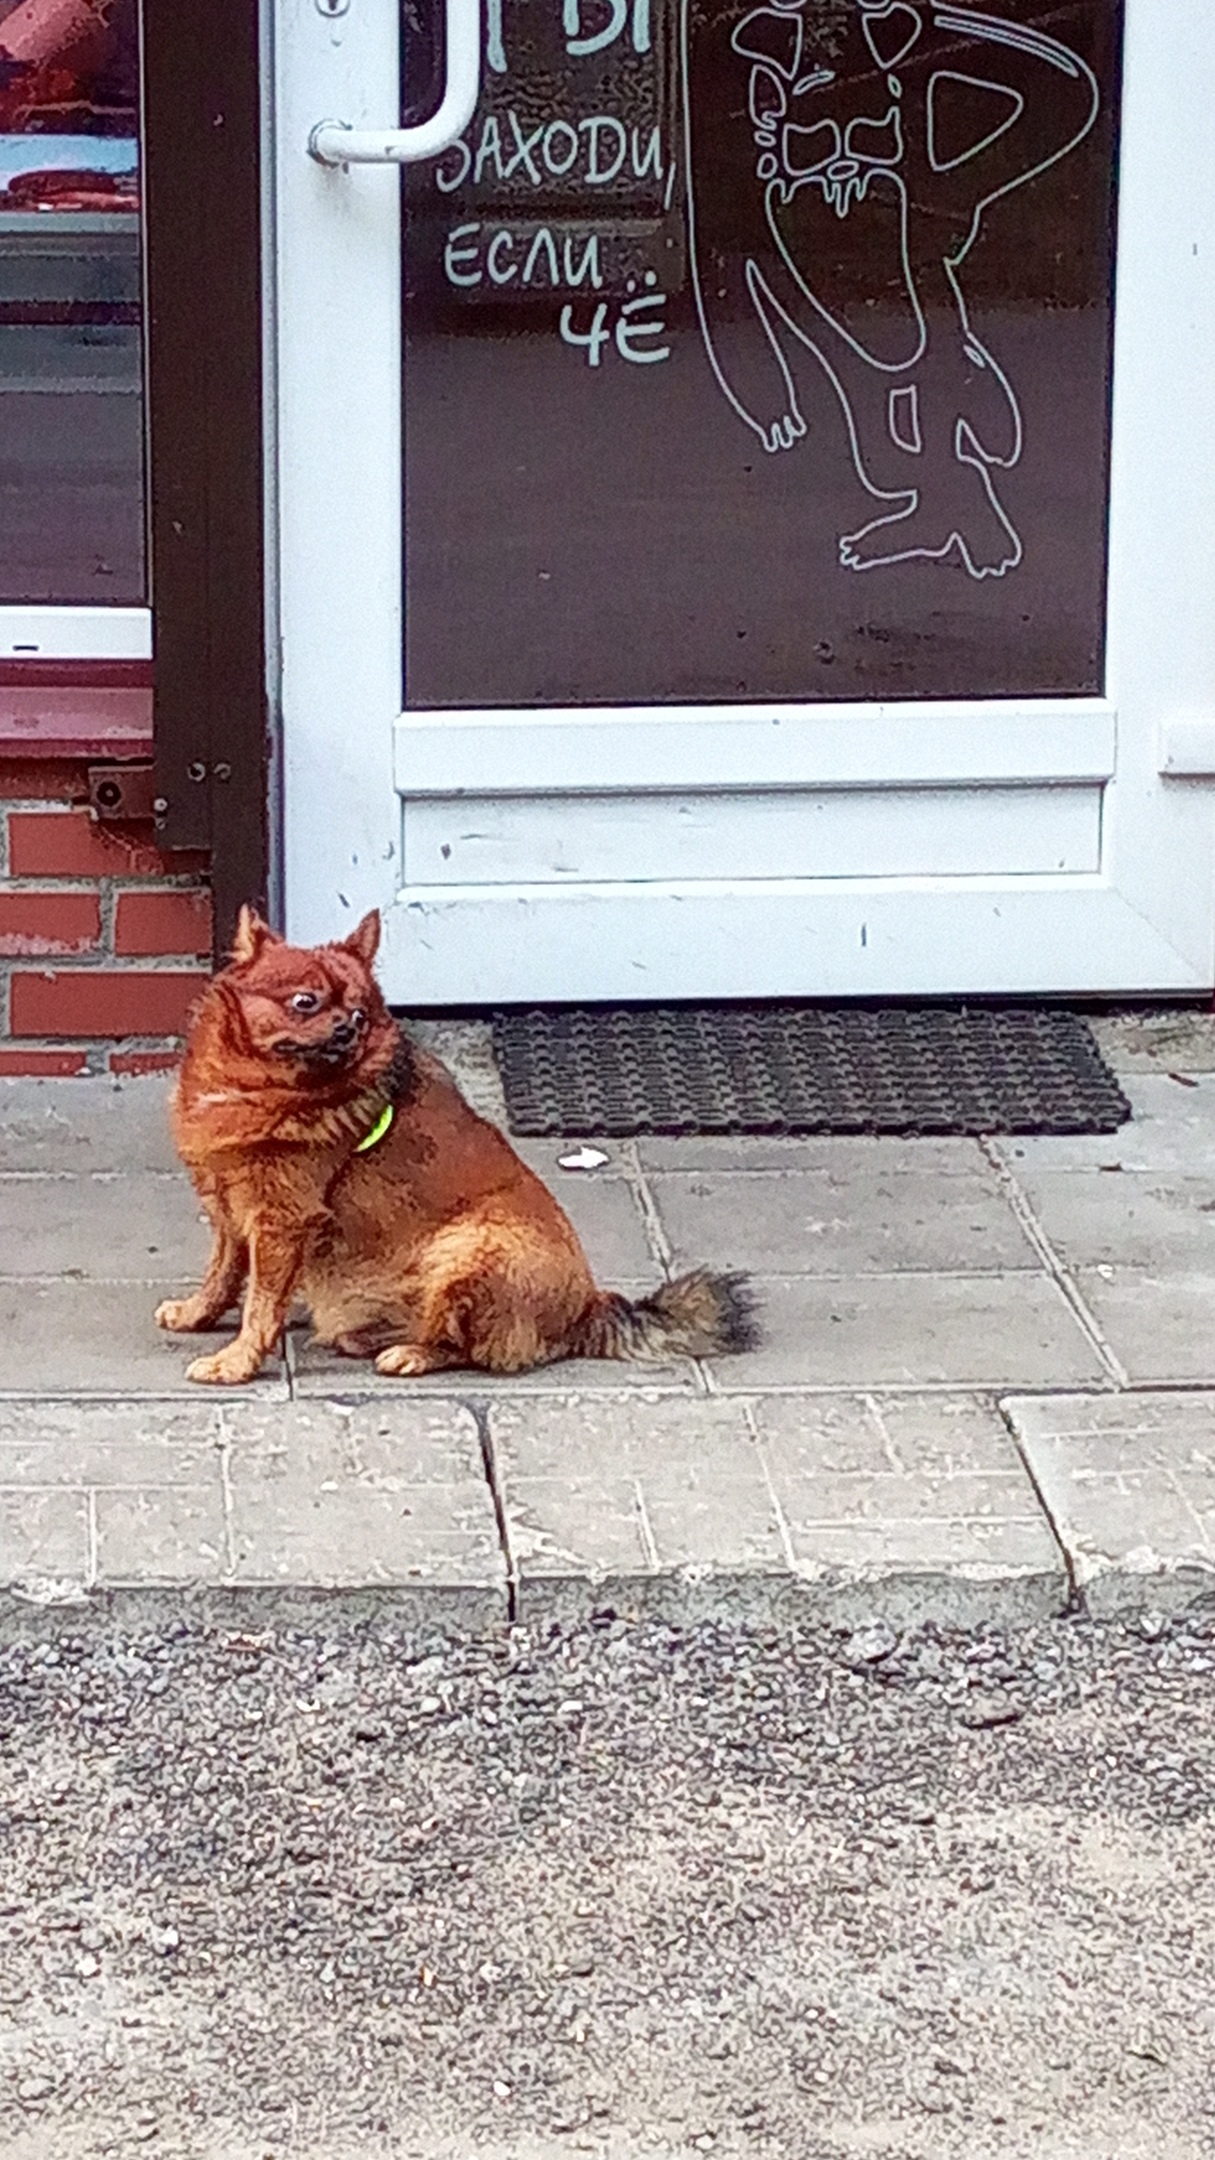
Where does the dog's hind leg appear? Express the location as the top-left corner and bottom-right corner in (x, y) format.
(374, 1341), (465, 1377)
(373, 1263), (562, 1378)
(367, 1211), (589, 1380)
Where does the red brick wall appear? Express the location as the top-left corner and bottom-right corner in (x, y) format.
(0, 761), (212, 1075)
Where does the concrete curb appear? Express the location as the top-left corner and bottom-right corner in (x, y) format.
(2, 1382), (1215, 1632)
(0, 1386), (1072, 1629)
(1005, 1390), (1215, 1619)
(0, 1580), (504, 1648)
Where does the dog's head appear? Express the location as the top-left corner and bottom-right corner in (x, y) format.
(217, 906), (396, 1083)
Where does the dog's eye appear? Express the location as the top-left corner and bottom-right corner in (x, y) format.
(289, 991), (321, 1015)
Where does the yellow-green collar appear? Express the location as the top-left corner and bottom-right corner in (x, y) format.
(355, 1101), (395, 1153)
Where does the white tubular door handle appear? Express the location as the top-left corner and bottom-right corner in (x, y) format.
(309, 0), (481, 166)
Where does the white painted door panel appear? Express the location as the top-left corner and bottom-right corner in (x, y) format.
(392, 702), (1117, 793)
(405, 786), (1102, 885)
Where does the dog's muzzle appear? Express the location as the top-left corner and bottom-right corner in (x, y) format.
(277, 1008), (367, 1067)
(326, 1009), (365, 1057)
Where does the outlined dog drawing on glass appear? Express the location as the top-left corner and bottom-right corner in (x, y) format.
(683, 0), (1100, 576)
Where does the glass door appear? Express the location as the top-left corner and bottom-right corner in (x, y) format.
(276, 0), (1215, 1002)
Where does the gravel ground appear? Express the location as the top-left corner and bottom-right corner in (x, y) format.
(1, 1601), (1213, 2160)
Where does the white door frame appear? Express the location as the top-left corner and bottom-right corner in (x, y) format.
(274, 0), (1215, 1002)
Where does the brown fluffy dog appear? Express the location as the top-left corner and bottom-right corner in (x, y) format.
(158, 907), (757, 1385)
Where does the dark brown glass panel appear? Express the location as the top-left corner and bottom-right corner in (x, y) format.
(403, 0), (1122, 706)
(0, 0), (144, 604)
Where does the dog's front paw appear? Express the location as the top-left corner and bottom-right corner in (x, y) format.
(156, 1296), (209, 1333)
(186, 1344), (262, 1386)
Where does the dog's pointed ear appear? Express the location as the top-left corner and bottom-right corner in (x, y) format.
(230, 904), (278, 966)
(343, 910), (381, 967)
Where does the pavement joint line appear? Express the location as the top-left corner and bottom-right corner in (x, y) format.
(85, 1486), (98, 1590)
(5, 1377), (1195, 1405)
(0, 1480), (212, 1491)
(216, 1412), (237, 1577)
(0, 1378), (1177, 1407)
(1165, 1461), (1215, 1555)
(0, 1390), (293, 1403)
(618, 1138), (716, 1398)
(632, 1476), (660, 1572)
(1121, 1378), (1215, 1396)
(709, 1378), (1132, 1397)
(0, 1265), (1067, 1288)
(0, 1277), (211, 1289)
(620, 1140), (676, 1277)
(470, 1397), (517, 1622)
(863, 1393), (908, 1473)
(0, 1169), (188, 1183)
(724, 1266), (1103, 1283)
(809, 1513), (1050, 1526)
(634, 1161), (993, 1180)
(996, 1394), (1080, 1608)
(976, 1134), (1130, 1390)
(742, 1397), (798, 1572)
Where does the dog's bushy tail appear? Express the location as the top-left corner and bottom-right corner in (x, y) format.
(570, 1268), (759, 1363)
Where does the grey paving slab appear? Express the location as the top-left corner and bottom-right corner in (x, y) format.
(635, 1133), (991, 1174)
(490, 1390), (1066, 1628)
(0, 1400), (228, 1594)
(408, 1016), (507, 1124)
(0, 1399), (506, 1609)
(751, 1392), (1067, 1625)
(1005, 1390), (1215, 1615)
(999, 1164), (1215, 1272)
(509, 1136), (629, 1181)
(95, 1481), (228, 1585)
(709, 1272), (1107, 1391)
(0, 1075), (178, 1173)
(649, 1163), (1036, 1277)
(1093, 1009), (1215, 1073)
(0, 1281), (288, 1398)
(1071, 1269), (1215, 1386)
(489, 1393), (790, 1623)
(0, 1171), (210, 1280)
(0, 1399), (223, 1485)
(994, 1073), (1215, 1175)
(224, 1401), (504, 1617)
(538, 1169), (656, 1277)
(0, 1485), (89, 1587)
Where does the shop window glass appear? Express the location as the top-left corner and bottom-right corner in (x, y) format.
(0, 0), (143, 606)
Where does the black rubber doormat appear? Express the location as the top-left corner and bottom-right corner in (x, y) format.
(491, 1006), (1132, 1138)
